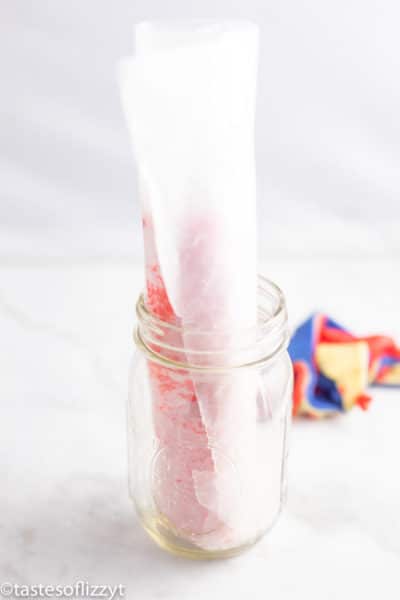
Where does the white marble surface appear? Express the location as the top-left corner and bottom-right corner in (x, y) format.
(1, 257), (399, 599)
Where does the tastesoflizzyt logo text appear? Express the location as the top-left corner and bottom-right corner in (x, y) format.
(0, 581), (125, 599)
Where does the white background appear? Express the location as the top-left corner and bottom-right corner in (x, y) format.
(1, 3), (400, 598)
(1, 0), (400, 260)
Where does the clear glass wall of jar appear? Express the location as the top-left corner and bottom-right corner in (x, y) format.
(128, 276), (292, 559)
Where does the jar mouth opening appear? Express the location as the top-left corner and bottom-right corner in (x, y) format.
(136, 274), (286, 337)
(134, 275), (289, 371)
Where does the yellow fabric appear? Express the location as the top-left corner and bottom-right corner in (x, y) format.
(315, 341), (369, 410)
(378, 364), (400, 384)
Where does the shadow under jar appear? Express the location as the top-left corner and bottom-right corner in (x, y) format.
(128, 276), (292, 559)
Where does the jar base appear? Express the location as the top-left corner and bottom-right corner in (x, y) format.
(137, 509), (266, 560)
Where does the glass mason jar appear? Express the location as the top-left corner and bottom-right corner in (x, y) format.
(128, 276), (292, 559)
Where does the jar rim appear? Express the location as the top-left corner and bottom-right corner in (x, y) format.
(136, 274), (285, 334)
(134, 275), (289, 372)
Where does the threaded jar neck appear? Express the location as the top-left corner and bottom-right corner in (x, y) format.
(134, 275), (289, 372)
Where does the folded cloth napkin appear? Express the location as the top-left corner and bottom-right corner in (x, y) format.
(289, 313), (400, 418)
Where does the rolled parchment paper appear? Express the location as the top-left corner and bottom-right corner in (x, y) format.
(120, 21), (274, 550)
